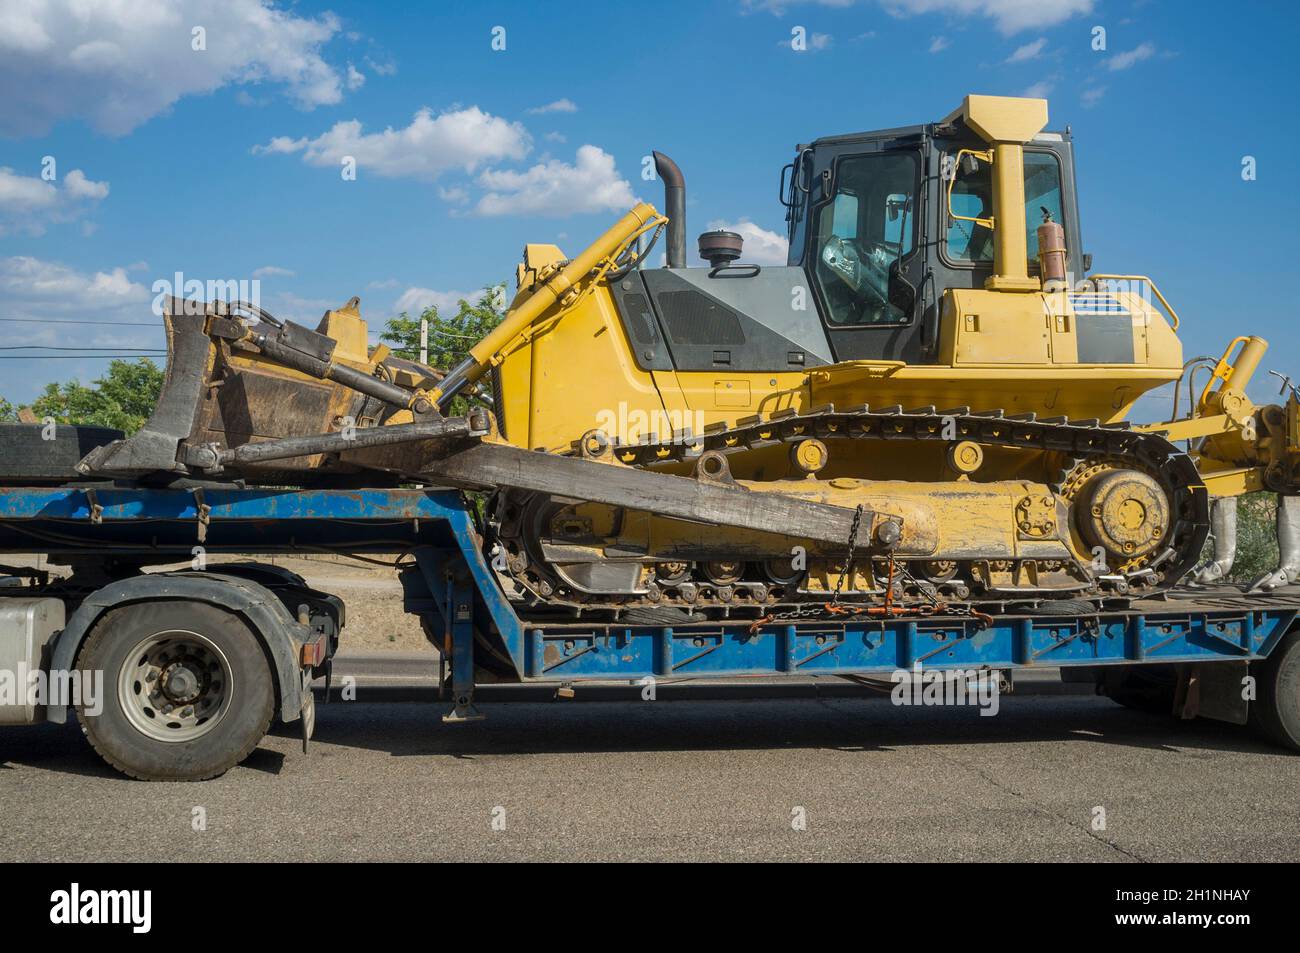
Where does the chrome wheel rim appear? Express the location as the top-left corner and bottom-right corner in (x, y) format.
(117, 629), (233, 743)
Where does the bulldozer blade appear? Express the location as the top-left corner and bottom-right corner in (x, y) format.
(421, 442), (880, 547)
(77, 303), (213, 479)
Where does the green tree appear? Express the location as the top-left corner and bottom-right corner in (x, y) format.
(0, 397), (14, 422)
(381, 286), (506, 417)
(30, 358), (165, 435)
(1230, 492), (1280, 583)
(381, 286), (505, 369)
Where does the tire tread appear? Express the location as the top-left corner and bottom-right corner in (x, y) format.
(74, 601), (275, 781)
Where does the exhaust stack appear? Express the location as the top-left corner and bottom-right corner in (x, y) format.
(653, 151), (686, 268)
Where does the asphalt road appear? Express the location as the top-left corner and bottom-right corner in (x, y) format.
(2, 660), (1298, 862)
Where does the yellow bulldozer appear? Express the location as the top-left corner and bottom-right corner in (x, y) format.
(36, 94), (1298, 621)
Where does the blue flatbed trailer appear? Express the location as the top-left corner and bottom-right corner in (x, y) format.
(2, 485), (1298, 778)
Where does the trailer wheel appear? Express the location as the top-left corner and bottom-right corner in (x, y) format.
(1099, 665), (1176, 715)
(1251, 628), (1300, 751)
(75, 601), (275, 781)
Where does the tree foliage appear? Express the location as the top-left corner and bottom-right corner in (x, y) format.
(380, 286), (505, 370)
(26, 359), (165, 435)
(0, 397), (14, 422)
(380, 286), (506, 418)
(1229, 492), (1280, 583)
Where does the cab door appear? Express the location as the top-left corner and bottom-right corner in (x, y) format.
(800, 137), (928, 364)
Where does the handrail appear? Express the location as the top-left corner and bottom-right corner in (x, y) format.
(1088, 273), (1181, 330)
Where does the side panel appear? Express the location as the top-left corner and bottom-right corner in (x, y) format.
(657, 368), (809, 421)
(941, 290), (1052, 365)
(498, 287), (669, 450)
(519, 606), (1299, 681)
(639, 267), (831, 371)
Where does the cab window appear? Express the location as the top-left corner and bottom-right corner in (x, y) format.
(1023, 151), (1064, 256)
(813, 152), (918, 327)
(945, 150), (1065, 264)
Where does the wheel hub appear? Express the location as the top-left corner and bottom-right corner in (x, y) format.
(119, 630), (232, 743)
(160, 659), (204, 704)
(1082, 469), (1169, 560)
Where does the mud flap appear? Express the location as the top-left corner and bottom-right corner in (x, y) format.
(1175, 661), (1250, 725)
(301, 669), (317, 753)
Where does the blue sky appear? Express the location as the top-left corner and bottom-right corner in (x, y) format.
(1, 0), (1297, 409)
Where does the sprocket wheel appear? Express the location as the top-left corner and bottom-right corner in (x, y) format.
(1057, 457), (1172, 574)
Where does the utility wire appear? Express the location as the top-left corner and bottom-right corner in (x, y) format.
(0, 346), (166, 352)
(0, 317), (164, 326)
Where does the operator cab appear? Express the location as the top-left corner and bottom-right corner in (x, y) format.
(608, 97), (1085, 373)
(782, 115), (1085, 363)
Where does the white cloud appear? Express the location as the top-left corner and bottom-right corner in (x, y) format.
(263, 291), (337, 325)
(346, 64), (366, 91)
(777, 30), (833, 51)
(438, 185), (469, 205)
(0, 256), (149, 310)
(1107, 42), (1156, 71)
(0, 0), (352, 137)
(473, 145), (637, 217)
(1080, 86), (1106, 108)
(742, 0), (856, 12)
(881, 0), (1095, 36)
(526, 99), (578, 115)
(364, 56), (397, 77)
(251, 135), (304, 155)
(707, 219), (790, 266)
(0, 166), (108, 235)
(1005, 36), (1046, 62)
(62, 169), (109, 200)
(544, 131), (567, 143)
(929, 35), (950, 53)
(393, 286), (482, 317)
(0, 256), (161, 401)
(1021, 79), (1054, 98)
(254, 107), (532, 181)
(252, 265), (294, 278)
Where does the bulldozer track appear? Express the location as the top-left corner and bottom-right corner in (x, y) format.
(627, 403), (1209, 584)
(497, 404), (1211, 617)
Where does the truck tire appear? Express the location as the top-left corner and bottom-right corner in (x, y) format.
(1099, 665), (1176, 715)
(74, 600), (275, 781)
(1251, 627), (1300, 751)
(0, 422), (123, 483)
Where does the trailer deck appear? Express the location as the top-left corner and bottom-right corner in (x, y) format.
(3, 486), (1297, 715)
